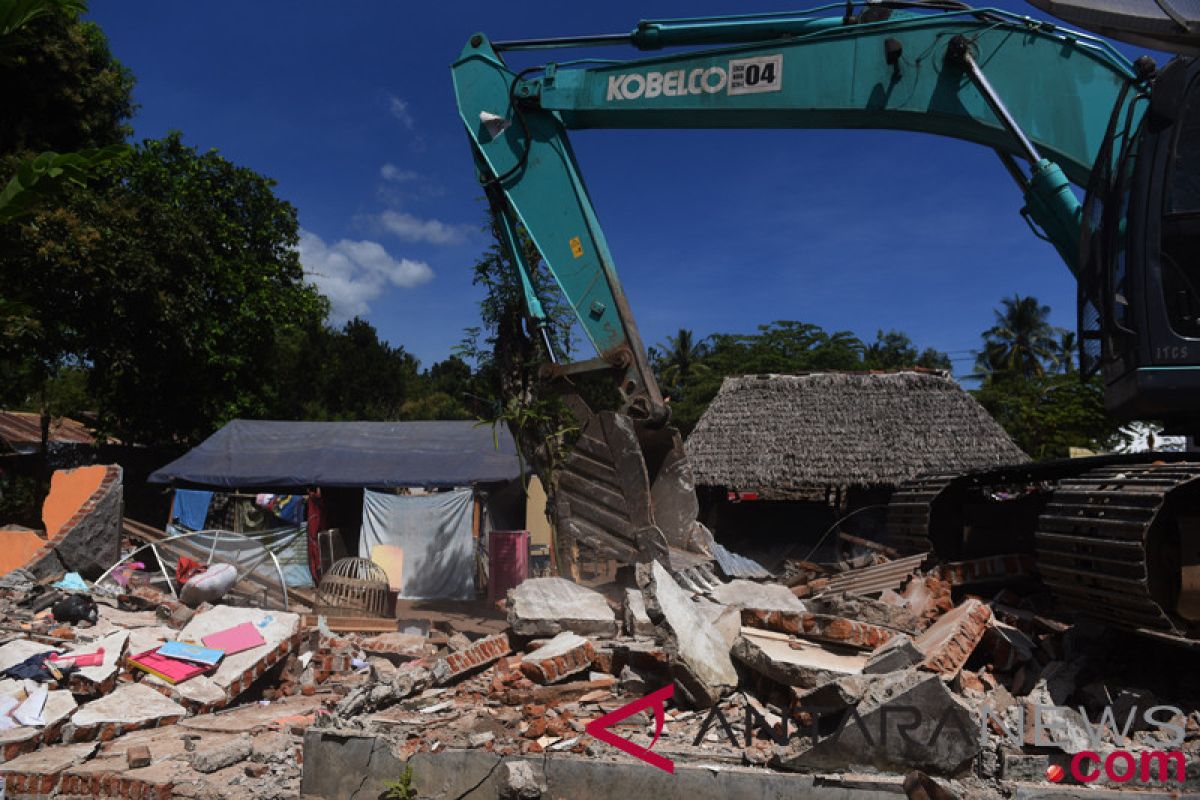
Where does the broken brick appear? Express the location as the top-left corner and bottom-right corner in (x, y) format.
(913, 599), (991, 676)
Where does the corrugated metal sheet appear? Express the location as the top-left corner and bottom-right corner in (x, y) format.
(0, 411), (97, 451)
(711, 542), (772, 579)
(819, 551), (930, 596)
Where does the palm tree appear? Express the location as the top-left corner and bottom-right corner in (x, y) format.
(1056, 329), (1077, 373)
(981, 295), (1059, 379)
(657, 328), (709, 390)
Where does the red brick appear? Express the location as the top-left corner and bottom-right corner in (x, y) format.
(914, 598), (992, 675)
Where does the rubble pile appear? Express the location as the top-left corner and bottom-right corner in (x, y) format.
(3, 545), (1200, 798)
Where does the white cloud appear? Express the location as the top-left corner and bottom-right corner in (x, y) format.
(387, 95), (414, 130)
(380, 163), (418, 182)
(299, 229), (433, 322)
(377, 210), (473, 245)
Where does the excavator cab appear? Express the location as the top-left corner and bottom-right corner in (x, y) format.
(1080, 56), (1200, 431)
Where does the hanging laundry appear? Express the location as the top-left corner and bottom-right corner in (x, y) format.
(172, 489), (213, 530)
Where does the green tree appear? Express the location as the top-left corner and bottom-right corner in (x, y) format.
(655, 328), (709, 395)
(0, 0), (133, 222)
(2, 133), (326, 445)
(979, 295), (1059, 379)
(975, 372), (1126, 458)
(864, 329), (952, 371)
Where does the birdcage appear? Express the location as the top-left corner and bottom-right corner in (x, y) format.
(315, 557), (390, 618)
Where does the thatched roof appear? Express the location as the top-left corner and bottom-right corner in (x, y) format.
(686, 371), (1028, 496)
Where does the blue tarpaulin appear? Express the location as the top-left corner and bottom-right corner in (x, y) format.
(148, 419), (521, 489)
(172, 489), (213, 530)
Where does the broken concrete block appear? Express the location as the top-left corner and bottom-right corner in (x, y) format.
(708, 580), (807, 614)
(508, 578), (618, 638)
(498, 759), (544, 799)
(623, 588), (655, 637)
(902, 770), (961, 800)
(189, 732), (252, 773)
(432, 633), (511, 685)
(694, 597), (741, 651)
(62, 682), (187, 743)
(641, 560), (737, 707)
(733, 627), (867, 689)
(519, 632), (595, 684)
(170, 605), (301, 710)
(808, 591), (920, 633)
(914, 599), (991, 676)
(1026, 660), (1083, 707)
(779, 668), (980, 775)
(743, 608), (895, 650)
(863, 634), (924, 674)
(983, 618), (1037, 672)
(795, 673), (879, 712)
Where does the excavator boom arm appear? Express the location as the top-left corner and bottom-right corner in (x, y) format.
(452, 5), (1143, 423)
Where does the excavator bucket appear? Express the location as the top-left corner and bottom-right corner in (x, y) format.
(554, 409), (705, 574)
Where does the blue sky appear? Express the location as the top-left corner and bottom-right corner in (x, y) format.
(86, 2), (1152, 377)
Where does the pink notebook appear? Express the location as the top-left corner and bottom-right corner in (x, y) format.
(202, 622), (266, 655)
(127, 649), (207, 684)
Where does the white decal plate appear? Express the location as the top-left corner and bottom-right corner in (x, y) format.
(727, 54), (783, 95)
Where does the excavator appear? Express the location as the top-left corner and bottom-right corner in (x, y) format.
(451, 1), (1200, 641)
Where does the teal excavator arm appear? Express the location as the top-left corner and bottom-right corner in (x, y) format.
(452, 4), (1145, 426)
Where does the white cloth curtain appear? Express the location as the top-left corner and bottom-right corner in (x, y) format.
(360, 489), (474, 600)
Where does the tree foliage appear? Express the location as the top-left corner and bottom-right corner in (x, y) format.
(971, 295), (1126, 457)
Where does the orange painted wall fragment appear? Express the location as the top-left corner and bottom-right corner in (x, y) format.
(0, 530), (47, 575)
(42, 464), (107, 538)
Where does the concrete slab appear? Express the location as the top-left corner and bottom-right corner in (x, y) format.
(177, 692), (326, 734)
(780, 668), (979, 775)
(641, 561), (737, 707)
(863, 634), (923, 674)
(172, 605), (301, 708)
(125, 624), (175, 656)
(0, 741), (97, 796)
(0, 639), (58, 672)
(623, 588), (655, 637)
(63, 682), (187, 743)
(64, 629), (128, 695)
(709, 580), (807, 614)
(733, 628), (867, 689)
(0, 690), (77, 763)
(694, 598), (741, 652)
(302, 734), (912, 799)
(508, 578), (618, 638)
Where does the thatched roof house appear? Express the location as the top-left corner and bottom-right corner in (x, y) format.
(686, 371), (1027, 498)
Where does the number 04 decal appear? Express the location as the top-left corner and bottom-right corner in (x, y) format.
(728, 54), (783, 95)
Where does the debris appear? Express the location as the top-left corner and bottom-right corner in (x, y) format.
(779, 668), (979, 774)
(863, 634), (924, 674)
(61, 683), (187, 743)
(508, 578), (618, 638)
(640, 560), (737, 707)
(912, 598), (991, 676)
(432, 632), (511, 685)
(520, 632), (596, 684)
(708, 579), (807, 614)
(743, 609), (896, 650)
(189, 732), (252, 773)
(733, 627), (867, 688)
(903, 770), (960, 800)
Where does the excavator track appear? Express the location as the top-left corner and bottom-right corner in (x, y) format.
(886, 474), (957, 555)
(887, 455), (1200, 641)
(1035, 462), (1200, 637)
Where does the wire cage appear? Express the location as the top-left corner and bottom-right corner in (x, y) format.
(315, 557), (390, 618)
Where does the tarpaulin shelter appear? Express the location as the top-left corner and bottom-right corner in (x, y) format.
(148, 420), (524, 599)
